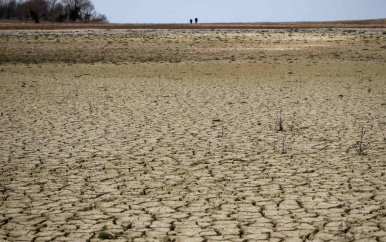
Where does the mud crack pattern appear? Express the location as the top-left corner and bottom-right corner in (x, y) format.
(0, 29), (386, 242)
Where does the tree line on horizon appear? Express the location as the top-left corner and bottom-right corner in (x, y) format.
(0, 0), (107, 23)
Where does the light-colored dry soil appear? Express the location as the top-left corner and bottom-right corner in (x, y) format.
(0, 28), (386, 241)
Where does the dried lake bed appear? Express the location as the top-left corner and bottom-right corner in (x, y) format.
(0, 28), (386, 241)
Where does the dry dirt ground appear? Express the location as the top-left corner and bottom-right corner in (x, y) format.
(0, 28), (386, 241)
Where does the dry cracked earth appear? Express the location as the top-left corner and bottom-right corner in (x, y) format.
(0, 28), (386, 241)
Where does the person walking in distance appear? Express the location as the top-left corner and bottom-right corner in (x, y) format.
(190, 19), (193, 24)
(195, 18), (198, 24)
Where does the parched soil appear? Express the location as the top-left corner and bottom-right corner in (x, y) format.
(0, 28), (386, 241)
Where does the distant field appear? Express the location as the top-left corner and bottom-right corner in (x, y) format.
(0, 18), (386, 30)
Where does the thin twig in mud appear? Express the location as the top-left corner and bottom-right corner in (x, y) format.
(212, 118), (225, 138)
(276, 136), (294, 154)
(157, 75), (161, 102)
(276, 109), (284, 132)
(221, 119), (225, 138)
(288, 112), (299, 132)
(72, 99), (76, 114)
(355, 125), (368, 156)
(272, 109), (299, 132)
(89, 101), (93, 116)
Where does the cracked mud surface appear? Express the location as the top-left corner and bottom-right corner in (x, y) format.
(0, 29), (386, 241)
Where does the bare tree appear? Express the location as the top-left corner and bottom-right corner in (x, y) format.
(46, 0), (57, 20)
(81, 1), (94, 22)
(0, 0), (18, 19)
(0, 0), (6, 19)
(62, 0), (94, 21)
(30, 9), (39, 23)
(18, 0), (49, 22)
(91, 12), (107, 22)
(52, 1), (65, 22)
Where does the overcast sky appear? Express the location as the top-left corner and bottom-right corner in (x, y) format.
(91, 0), (386, 24)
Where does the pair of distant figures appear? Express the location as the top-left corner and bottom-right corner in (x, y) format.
(190, 18), (198, 24)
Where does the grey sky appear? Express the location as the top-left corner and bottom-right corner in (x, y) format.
(92, 0), (386, 24)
